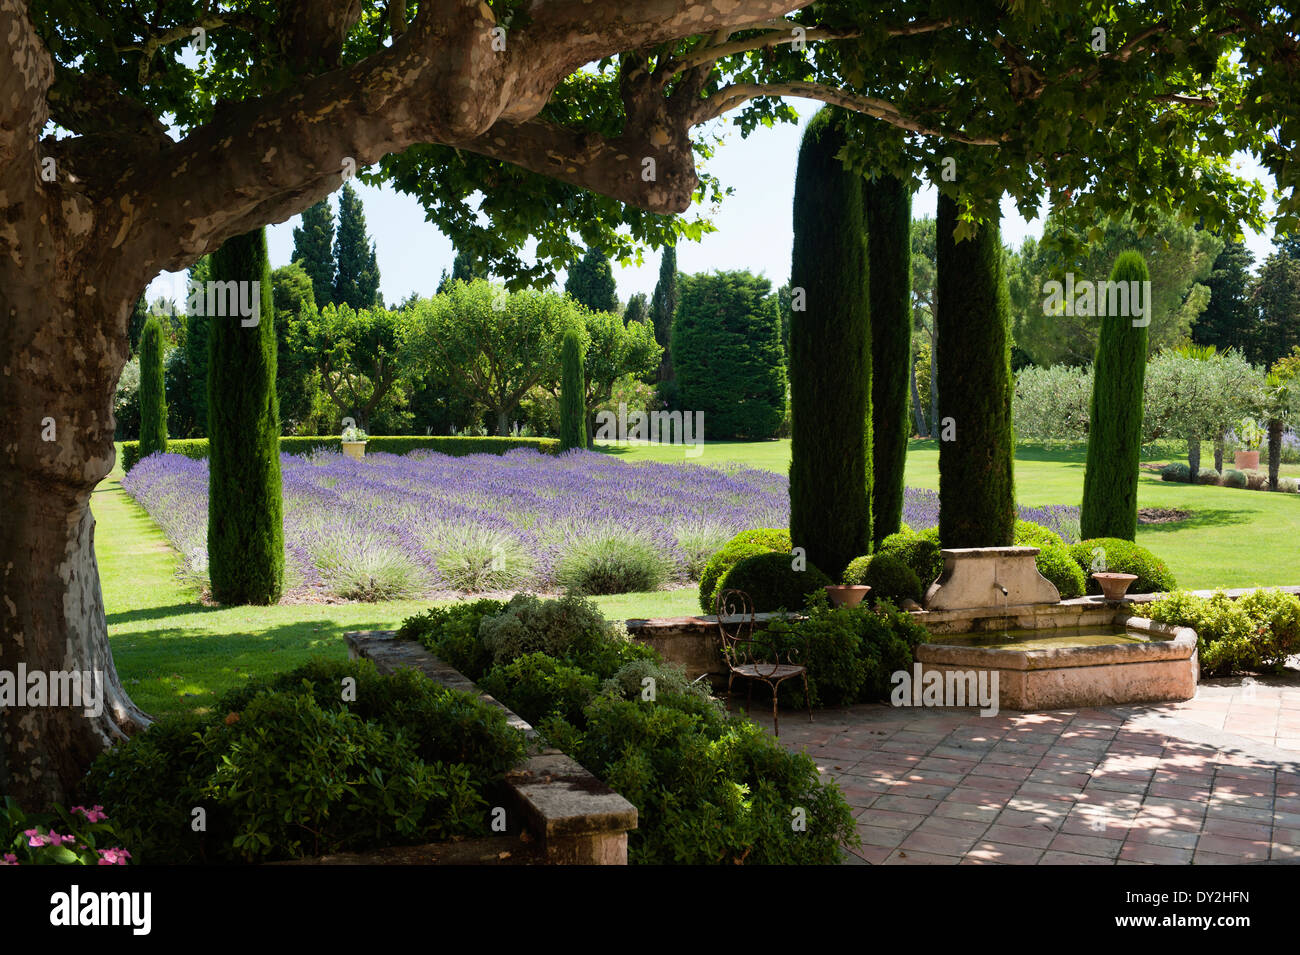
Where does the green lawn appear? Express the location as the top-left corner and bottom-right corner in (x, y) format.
(99, 437), (1299, 719)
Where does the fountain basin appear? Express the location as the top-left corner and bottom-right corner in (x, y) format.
(915, 614), (1197, 711)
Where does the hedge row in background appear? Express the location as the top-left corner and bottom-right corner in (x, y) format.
(120, 435), (561, 471)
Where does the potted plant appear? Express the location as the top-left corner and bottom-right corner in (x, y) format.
(824, 584), (871, 607)
(341, 425), (368, 460)
(1091, 572), (1138, 601)
(1234, 417), (1264, 470)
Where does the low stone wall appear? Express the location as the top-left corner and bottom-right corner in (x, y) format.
(626, 612), (788, 685)
(345, 630), (637, 865)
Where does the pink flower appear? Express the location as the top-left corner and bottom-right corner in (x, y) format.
(24, 828), (49, 848)
(0, 854), (17, 865)
(72, 805), (108, 824)
(46, 832), (74, 847)
(96, 847), (131, 865)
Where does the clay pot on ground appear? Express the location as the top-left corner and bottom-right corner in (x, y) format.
(1092, 572), (1138, 601)
(825, 585), (871, 607)
(342, 441), (367, 461)
(1234, 450), (1260, 470)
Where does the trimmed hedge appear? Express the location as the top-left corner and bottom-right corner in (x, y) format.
(842, 553), (922, 604)
(876, 529), (944, 588)
(717, 552), (832, 613)
(1068, 538), (1176, 595)
(1035, 544), (1086, 599)
(120, 434), (561, 472)
(697, 528), (792, 613)
(1160, 462), (1191, 482)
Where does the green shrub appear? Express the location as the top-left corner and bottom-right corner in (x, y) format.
(86, 659), (525, 863)
(842, 555), (871, 585)
(1280, 476), (1300, 493)
(2, 799), (134, 866)
(599, 657), (711, 706)
(477, 593), (653, 678)
(917, 526), (941, 544)
(845, 553), (922, 604)
(1145, 589), (1300, 676)
(138, 315), (168, 459)
(397, 598), (507, 679)
(1160, 462), (1191, 482)
(1196, 467), (1222, 485)
(555, 531), (669, 595)
(717, 552), (833, 613)
(479, 653), (598, 726)
(876, 530), (944, 587)
(1014, 519), (1065, 549)
(1068, 538), (1176, 594)
(119, 435), (560, 472)
(707, 540), (774, 608)
(561, 695), (855, 864)
(1035, 543), (1086, 599)
(1223, 468), (1247, 488)
(1245, 469), (1269, 491)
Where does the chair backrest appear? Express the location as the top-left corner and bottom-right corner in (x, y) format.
(715, 588), (756, 668)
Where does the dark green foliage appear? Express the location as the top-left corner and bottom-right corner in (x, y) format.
(1250, 252), (1300, 366)
(559, 328), (587, 451)
(438, 248), (489, 293)
(476, 593), (655, 679)
(623, 292), (649, 326)
(716, 552), (832, 613)
(206, 227), (284, 605)
(697, 528), (791, 612)
(332, 183), (381, 310)
(1146, 589), (1300, 676)
(138, 316), (168, 458)
(120, 434), (560, 471)
(270, 263), (320, 431)
(174, 255), (212, 437)
(1068, 538), (1177, 594)
(649, 246), (678, 381)
(1193, 240), (1255, 354)
(866, 175), (912, 544)
(1160, 462), (1192, 482)
(1081, 251), (1150, 540)
(292, 199), (336, 309)
(789, 109), (872, 580)
(564, 247), (619, 313)
(1034, 544), (1086, 599)
(1013, 520), (1066, 549)
(397, 598), (508, 679)
(935, 193), (1015, 547)
(842, 553), (922, 603)
(673, 270), (787, 439)
(128, 296), (148, 354)
(85, 659), (525, 863)
(876, 529), (944, 588)
(479, 653), (598, 727)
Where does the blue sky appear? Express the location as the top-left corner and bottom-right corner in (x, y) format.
(147, 101), (1282, 309)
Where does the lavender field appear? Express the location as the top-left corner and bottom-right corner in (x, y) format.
(122, 448), (1080, 602)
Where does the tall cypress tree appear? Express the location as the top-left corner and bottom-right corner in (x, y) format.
(789, 108), (871, 580)
(623, 292), (649, 326)
(292, 199), (335, 309)
(207, 228), (284, 605)
(1080, 251), (1150, 541)
(559, 328), (587, 451)
(866, 175), (912, 545)
(650, 246), (678, 382)
(128, 296), (149, 355)
(333, 183), (381, 310)
(566, 247), (619, 313)
(1192, 240), (1254, 354)
(138, 315), (168, 458)
(935, 194), (1015, 547)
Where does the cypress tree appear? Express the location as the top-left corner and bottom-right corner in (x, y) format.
(935, 193), (1015, 547)
(650, 246), (678, 382)
(565, 247), (619, 313)
(1080, 251), (1150, 540)
(788, 108), (871, 580)
(559, 329), (587, 451)
(128, 296), (149, 355)
(138, 315), (168, 458)
(207, 228), (284, 605)
(623, 292), (649, 326)
(866, 175), (912, 545)
(333, 183), (381, 310)
(292, 199), (335, 309)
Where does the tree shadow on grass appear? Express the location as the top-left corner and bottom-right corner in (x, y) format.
(106, 602), (222, 626)
(1138, 508), (1255, 532)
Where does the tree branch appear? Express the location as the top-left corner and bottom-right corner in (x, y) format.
(694, 82), (1006, 145)
(0, 0), (53, 174)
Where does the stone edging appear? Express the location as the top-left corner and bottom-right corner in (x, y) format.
(345, 630), (637, 865)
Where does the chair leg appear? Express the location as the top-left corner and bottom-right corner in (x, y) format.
(803, 671), (813, 722)
(772, 683), (780, 737)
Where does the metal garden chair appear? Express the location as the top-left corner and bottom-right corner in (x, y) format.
(714, 588), (812, 737)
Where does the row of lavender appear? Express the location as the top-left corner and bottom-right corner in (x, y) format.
(121, 448), (1079, 601)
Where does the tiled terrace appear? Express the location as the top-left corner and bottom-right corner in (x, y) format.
(745, 675), (1300, 865)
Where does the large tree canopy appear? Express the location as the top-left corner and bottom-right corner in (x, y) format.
(5, 0), (1300, 806)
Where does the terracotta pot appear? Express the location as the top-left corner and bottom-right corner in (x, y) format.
(1092, 572), (1137, 601)
(341, 440), (367, 461)
(825, 584), (871, 607)
(1234, 450), (1260, 470)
